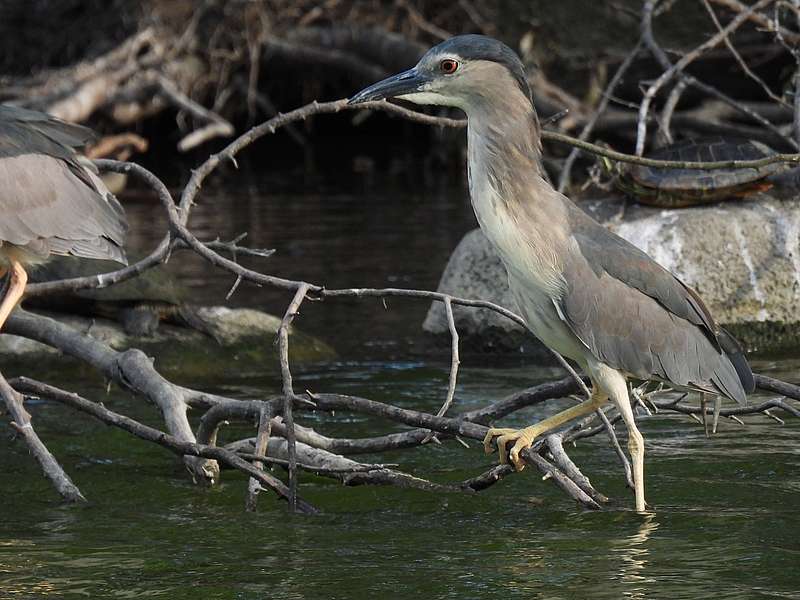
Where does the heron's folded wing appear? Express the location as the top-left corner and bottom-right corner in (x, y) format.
(556, 208), (748, 403)
(570, 215), (717, 338)
(0, 153), (127, 264)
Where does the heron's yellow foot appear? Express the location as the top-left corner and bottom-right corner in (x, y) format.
(483, 426), (539, 471)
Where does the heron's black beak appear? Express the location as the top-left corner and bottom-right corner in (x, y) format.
(348, 68), (430, 104)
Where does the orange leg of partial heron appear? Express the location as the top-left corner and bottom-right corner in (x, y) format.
(0, 260), (27, 331)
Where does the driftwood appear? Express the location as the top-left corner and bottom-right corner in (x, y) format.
(3, 92), (800, 513)
(3, 1), (800, 512)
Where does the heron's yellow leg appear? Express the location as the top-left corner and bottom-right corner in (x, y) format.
(591, 362), (648, 512)
(483, 387), (608, 471)
(611, 384), (646, 512)
(0, 260), (27, 332)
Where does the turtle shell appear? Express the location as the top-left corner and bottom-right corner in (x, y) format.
(626, 137), (782, 203)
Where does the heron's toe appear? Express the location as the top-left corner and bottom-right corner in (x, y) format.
(482, 428), (517, 455)
(483, 428), (538, 470)
(487, 428), (537, 471)
(508, 435), (536, 471)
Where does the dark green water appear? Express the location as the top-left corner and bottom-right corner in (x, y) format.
(2, 175), (799, 599)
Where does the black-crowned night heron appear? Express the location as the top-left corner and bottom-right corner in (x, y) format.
(0, 105), (128, 330)
(349, 35), (754, 512)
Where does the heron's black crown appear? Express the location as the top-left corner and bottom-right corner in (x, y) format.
(427, 34), (532, 102)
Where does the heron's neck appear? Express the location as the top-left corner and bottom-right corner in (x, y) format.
(465, 96), (568, 288)
(466, 96), (544, 183)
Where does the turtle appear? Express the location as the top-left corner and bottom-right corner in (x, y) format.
(25, 256), (216, 338)
(610, 137), (789, 208)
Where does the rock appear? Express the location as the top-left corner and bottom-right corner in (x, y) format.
(423, 196), (800, 353)
(422, 228), (531, 353)
(195, 307), (285, 345)
(0, 306), (336, 377)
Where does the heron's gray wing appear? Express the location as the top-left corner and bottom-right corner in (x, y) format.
(0, 104), (94, 158)
(0, 153), (127, 264)
(570, 210), (717, 336)
(556, 207), (749, 403)
(0, 106), (105, 196)
(0, 107), (126, 263)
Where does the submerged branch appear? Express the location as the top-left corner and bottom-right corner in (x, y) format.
(11, 378), (319, 514)
(4, 309), (219, 484)
(0, 370), (86, 503)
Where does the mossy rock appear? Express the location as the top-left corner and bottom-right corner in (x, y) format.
(0, 307), (336, 381)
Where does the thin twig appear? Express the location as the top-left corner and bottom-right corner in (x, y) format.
(701, 393), (710, 437)
(558, 37), (644, 192)
(439, 297), (460, 417)
(710, 0), (800, 43)
(659, 78), (688, 144)
(637, 0), (775, 155)
(423, 297), (461, 443)
(277, 283), (311, 512)
(702, 0), (788, 106)
(595, 406), (634, 489)
(245, 403), (273, 512)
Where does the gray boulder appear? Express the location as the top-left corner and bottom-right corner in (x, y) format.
(424, 196), (800, 352)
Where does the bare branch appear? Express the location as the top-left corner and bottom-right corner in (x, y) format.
(521, 449), (602, 510)
(755, 373), (800, 400)
(637, 0), (776, 155)
(154, 74), (235, 151)
(702, 0), (788, 106)
(558, 37), (644, 192)
(640, 0), (796, 152)
(245, 404), (273, 512)
(543, 434), (609, 504)
(11, 378), (319, 514)
(710, 0), (800, 43)
(0, 371), (85, 503)
(276, 283), (311, 512)
(4, 310), (219, 483)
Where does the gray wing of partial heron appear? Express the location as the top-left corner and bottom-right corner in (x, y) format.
(0, 106), (128, 264)
(556, 203), (752, 404)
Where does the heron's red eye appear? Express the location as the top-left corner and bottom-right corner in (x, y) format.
(440, 59), (459, 74)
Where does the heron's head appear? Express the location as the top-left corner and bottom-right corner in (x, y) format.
(348, 35), (532, 115)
